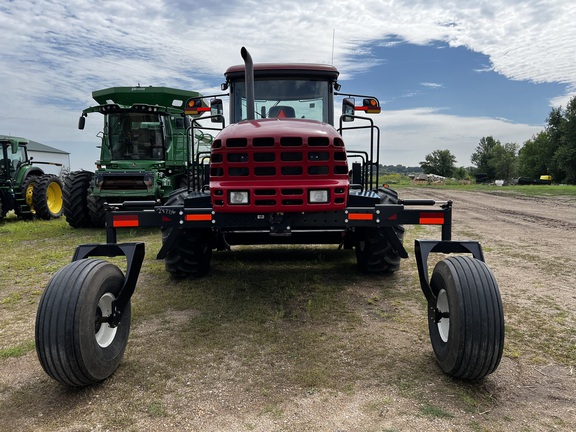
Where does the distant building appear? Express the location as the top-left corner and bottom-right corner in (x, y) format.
(27, 140), (70, 176)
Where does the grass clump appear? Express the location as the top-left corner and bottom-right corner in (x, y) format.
(0, 341), (35, 359)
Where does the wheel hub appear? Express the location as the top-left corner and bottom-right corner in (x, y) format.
(95, 293), (118, 348)
(436, 289), (450, 342)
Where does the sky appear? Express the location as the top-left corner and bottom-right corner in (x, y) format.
(1, 0), (575, 170)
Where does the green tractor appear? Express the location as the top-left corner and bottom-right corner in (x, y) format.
(63, 86), (211, 228)
(0, 135), (64, 220)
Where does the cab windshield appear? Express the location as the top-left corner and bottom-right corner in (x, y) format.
(107, 113), (164, 160)
(232, 79), (331, 124)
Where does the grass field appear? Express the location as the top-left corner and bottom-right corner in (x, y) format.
(0, 184), (575, 431)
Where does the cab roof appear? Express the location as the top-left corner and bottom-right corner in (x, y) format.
(92, 86), (203, 108)
(225, 63), (339, 82)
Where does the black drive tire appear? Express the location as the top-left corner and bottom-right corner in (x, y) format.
(35, 259), (131, 386)
(87, 194), (106, 228)
(428, 256), (504, 380)
(63, 171), (94, 228)
(355, 187), (405, 274)
(32, 174), (64, 219)
(162, 191), (212, 278)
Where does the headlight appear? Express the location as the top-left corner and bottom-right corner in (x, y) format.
(309, 189), (329, 203)
(229, 191), (249, 204)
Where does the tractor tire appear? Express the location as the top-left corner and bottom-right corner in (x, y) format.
(0, 198), (5, 219)
(35, 259), (131, 386)
(32, 174), (64, 219)
(355, 187), (404, 274)
(355, 226), (405, 273)
(63, 171), (94, 228)
(428, 256), (504, 380)
(87, 194), (106, 227)
(162, 191), (212, 278)
(17, 175), (38, 220)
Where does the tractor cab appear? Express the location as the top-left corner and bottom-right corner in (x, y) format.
(223, 63), (339, 125)
(79, 86), (207, 168)
(0, 137), (28, 182)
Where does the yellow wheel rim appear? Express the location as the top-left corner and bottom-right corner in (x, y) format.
(46, 181), (63, 214)
(25, 182), (35, 211)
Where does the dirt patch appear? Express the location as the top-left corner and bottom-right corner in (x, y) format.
(0, 188), (575, 431)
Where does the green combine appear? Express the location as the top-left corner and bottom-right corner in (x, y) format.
(63, 86), (211, 228)
(0, 135), (63, 220)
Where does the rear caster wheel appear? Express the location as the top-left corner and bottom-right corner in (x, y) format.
(428, 256), (504, 380)
(35, 259), (131, 386)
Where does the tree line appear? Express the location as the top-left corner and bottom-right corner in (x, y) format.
(419, 95), (576, 184)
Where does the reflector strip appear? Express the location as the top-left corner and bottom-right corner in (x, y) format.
(113, 215), (139, 227)
(184, 107), (210, 115)
(420, 212), (444, 225)
(185, 213), (212, 221)
(348, 213), (373, 221)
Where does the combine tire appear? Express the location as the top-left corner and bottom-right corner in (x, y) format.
(35, 259), (131, 386)
(162, 192), (212, 277)
(33, 174), (64, 219)
(428, 256), (504, 380)
(87, 194), (106, 227)
(63, 171), (93, 228)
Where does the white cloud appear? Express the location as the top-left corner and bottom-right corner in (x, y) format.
(420, 82), (444, 88)
(384, 108), (543, 166)
(343, 108), (542, 167)
(0, 0), (574, 169)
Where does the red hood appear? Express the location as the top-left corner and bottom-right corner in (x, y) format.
(216, 118), (340, 141)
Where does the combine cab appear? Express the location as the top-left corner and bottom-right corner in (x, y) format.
(0, 135), (63, 220)
(63, 86), (211, 227)
(36, 49), (504, 386)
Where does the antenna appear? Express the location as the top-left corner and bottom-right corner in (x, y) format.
(331, 29), (335, 65)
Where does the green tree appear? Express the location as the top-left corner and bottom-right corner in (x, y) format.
(471, 136), (499, 179)
(452, 166), (469, 181)
(555, 96), (576, 183)
(420, 149), (456, 177)
(546, 106), (567, 182)
(517, 95), (576, 184)
(492, 142), (518, 179)
(518, 132), (550, 179)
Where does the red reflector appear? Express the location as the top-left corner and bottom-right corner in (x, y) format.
(113, 215), (139, 227)
(184, 107), (210, 115)
(348, 213), (373, 221)
(185, 213), (212, 221)
(420, 212), (444, 225)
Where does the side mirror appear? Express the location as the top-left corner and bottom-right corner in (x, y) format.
(342, 97), (355, 122)
(11, 141), (19, 154)
(78, 116), (86, 130)
(210, 98), (224, 123)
